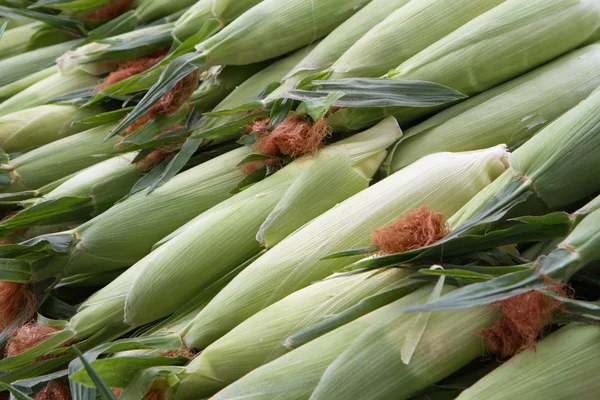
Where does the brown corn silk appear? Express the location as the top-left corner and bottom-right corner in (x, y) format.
(0, 281), (36, 331)
(6, 323), (60, 358)
(82, 0), (134, 21)
(35, 381), (72, 400)
(372, 205), (448, 254)
(241, 115), (332, 174)
(255, 115), (332, 157)
(482, 283), (569, 357)
(124, 70), (201, 135)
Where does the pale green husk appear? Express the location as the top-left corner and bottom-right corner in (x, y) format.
(386, 42), (600, 173)
(329, 0), (600, 131)
(458, 324), (600, 400)
(183, 145), (509, 349)
(0, 71), (98, 117)
(0, 123), (120, 193)
(173, 0), (263, 41)
(0, 40), (78, 94)
(0, 104), (102, 153)
(327, 0), (505, 80)
(0, 66), (57, 101)
(193, 0), (372, 66)
(177, 269), (411, 397)
(451, 88), (600, 227)
(0, 22), (42, 61)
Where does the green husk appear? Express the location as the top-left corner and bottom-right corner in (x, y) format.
(329, 0), (600, 131)
(0, 65), (57, 101)
(130, 0), (198, 25)
(308, 298), (496, 400)
(0, 153), (143, 235)
(0, 70), (98, 117)
(0, 123), (120, 192)
(326, 0), (505, 80)
(269, 0), (413, 99)
(0, 39), (79, 94)
(176, 268), (414, 398)
(457, 324), (600, 400)
(66, 117), (401, 340)
(0, 22), (42, 60)
(172, 0), (263, 42)
(0, 104), (102, 153)
(183, 145), (509, 349)
(209, 286), (493, 400)
(450, 88), (600, 228)
(385, 42), (600, 173)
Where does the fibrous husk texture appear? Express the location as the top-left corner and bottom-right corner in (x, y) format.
(372, 205), (448, 254)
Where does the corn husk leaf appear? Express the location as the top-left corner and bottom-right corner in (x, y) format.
(457, 324), (600, 400)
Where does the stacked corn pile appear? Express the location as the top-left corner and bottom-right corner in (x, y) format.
(0, 0), (598, 399)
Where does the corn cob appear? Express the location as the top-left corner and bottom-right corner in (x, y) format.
(0, 123), (120, 193)
(173, 0), (264, 42)
(457, 324), (600, 400)
(0, 70), (98, 117)
(0, 153), (143, 235)
(385, 42), (600, 173)
(0, 40), (79, 100)
(176, 268), (414, 397)
(0, 104), (102, 153)
(180, 145), (508, 349)
(329, 0), (600, 131)
(326, 0), (506, 81)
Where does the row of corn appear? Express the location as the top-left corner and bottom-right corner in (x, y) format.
(0, 0), (598, 398)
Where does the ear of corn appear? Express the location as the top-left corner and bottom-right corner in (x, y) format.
(278, 0), (413, 90)
(0, 123), (120, 193)
(0, 153), (143, 235)
(391, 0), (600, 95)
(385, 42), (600, 173)
(328, 0), (600, 131)
(0, 104), (103, 153)
(450, 88), (600, 228)
(37, 146), (251, 278)
(67, 117), (401, 340)
(176, 269), (413, 398)
(130, 0), (199, 25)
(0, 70), (98, 117)
(326, 0), (506, 80)
(457, 324), (600, 400)
(172, 0), (264, 42)
(206, 286), (431, 400)
(308, 299), (496, 400)
(0, 39), (79, 95)
(182, 145), (509, 349)
(0, 65), (57, 101)
(0, 22), (43, 60)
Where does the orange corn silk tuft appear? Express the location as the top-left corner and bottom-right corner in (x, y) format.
(371, 205), (448, 254)
(483, 284), (569, 357)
